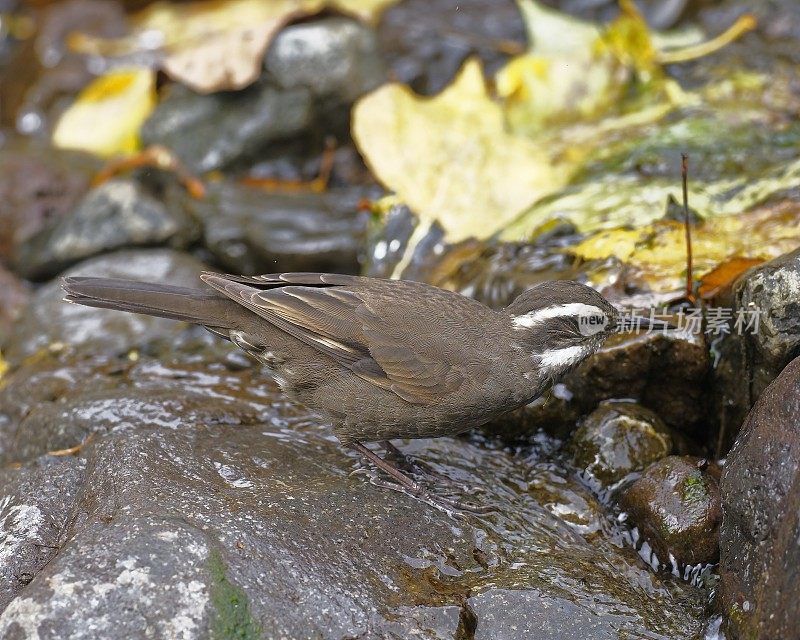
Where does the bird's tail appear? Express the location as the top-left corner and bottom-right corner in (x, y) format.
(61, 277), (241, 330)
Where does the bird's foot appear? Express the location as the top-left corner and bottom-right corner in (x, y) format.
(350, 441), (493, 515)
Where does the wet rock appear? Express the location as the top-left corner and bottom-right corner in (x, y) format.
(619, 456), (722, 567)
(0, 353), (706, 637)
(568, 401), (673, 489)
(141, 82), (313, 173)
(0, 266), (28, 345)
(378, 0), (526, 94)
(364, 205), (578, 300)
(0, 516), (217, 640)
(0, 457), (86, 611)
(186, 181), (370, 275)
(492, 330), (710, 440)
(0, 145), (97, 263)
(714, 247), (800, 451)
(14, 179), (199, 281)
(3, 249), (208, 366)
(264, 17), (385, 103)
(142, 17), (384, 174)
(719, 355), (800, 640)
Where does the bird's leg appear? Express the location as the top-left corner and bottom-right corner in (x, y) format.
(351, 441), (421, 492)
(349, 442), (494, 515)
(382, 440), (405, 459)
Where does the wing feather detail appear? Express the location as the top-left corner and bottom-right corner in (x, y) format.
(201, 272), (471, 404)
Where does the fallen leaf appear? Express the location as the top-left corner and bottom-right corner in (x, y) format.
(68, 0), (397, 94)
(698, 257), (764, 299)
(497, 0), (754, 137)
(568, 201), (800, 293)
(52, 67), (156, 157)
(502, 154), (800, 239)
(352, 58), (571, 243)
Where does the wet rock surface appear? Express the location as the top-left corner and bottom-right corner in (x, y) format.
(185, 182), (370, 275)
(141, 82), (313, 174)
(714, 247), (800, 451)
(264, 17), (385, 104)
(0, 145), (97, 263)
(2, 248), (208, 367)
(0, 318), (707, 639)
(142, 17), (384, 174)
(492, 330), (711, 441)
(377, 0), (526, 94)
(14, 179), (199, 280)
(619, 456), (722, 567)
(568, 401), (673, 489)
(0, 457), (86, 611)
(719, 355), (800, 640)
(0, 266), (28, 345)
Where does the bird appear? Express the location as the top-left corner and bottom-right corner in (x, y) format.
(61, 272), (666, 510)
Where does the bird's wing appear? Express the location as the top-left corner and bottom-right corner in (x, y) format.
(201, 272), (472, 404)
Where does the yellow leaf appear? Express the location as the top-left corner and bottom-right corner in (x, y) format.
(0, 350), (7, 380)
(503, 155), (800, 239)
(569, 202), (800, 292)
(497, 0), (754, 137)
(52, 68), (156, 157)
(496, 0), (623, 134)
(352, 58), (571, 243)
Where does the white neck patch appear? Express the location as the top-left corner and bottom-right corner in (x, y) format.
(537, 344), (591, 371)
(513, 302), (606, 333)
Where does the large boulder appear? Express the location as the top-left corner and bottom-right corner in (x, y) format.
(719, 355), (800, 640)
(714, 248), (800, 451)
(0, 344), (707, 638)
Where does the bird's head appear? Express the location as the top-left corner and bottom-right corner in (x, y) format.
(506, 280), (664, 381)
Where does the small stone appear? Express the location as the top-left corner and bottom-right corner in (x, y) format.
(619, 456), (722, 566)
(568, 401), (673, 488)
(186, 181), (370, 275)
(14, 179), (198, 280)
(141, 82), (313, 173)
(264, 17), (385, 103)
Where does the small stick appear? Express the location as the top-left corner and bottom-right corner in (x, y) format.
(681, 153), (694, 303)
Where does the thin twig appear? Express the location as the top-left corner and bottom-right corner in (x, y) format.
(681, 153), (694, 303)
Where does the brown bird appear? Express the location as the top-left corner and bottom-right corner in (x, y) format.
(62, 273), (663, 509)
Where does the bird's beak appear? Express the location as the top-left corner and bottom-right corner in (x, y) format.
(616, 315), (676, 333)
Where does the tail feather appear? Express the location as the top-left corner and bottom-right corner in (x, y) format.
(61, 277), (241, 330)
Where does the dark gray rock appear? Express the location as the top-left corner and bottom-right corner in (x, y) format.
(0, 516), (216, 640)
(141, 82), (313, 173)
(0, 457), (85, 611)
(619, 456), (722, 567)
(0, 349), (706, 638)
(714, 247), (800, 451)
(0, 146), (97, 264)
(3, 249), (208, 366)
(568, 401), (673, 489)
(185, 182), (369, 275)
(377, 0), (526, 94)
(14, 179), (198, 280)
(264, 17), (385, 103)
(491, 330), (711, 440)
(0, 265), (28, 346)
(719, 355), (800, 640)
